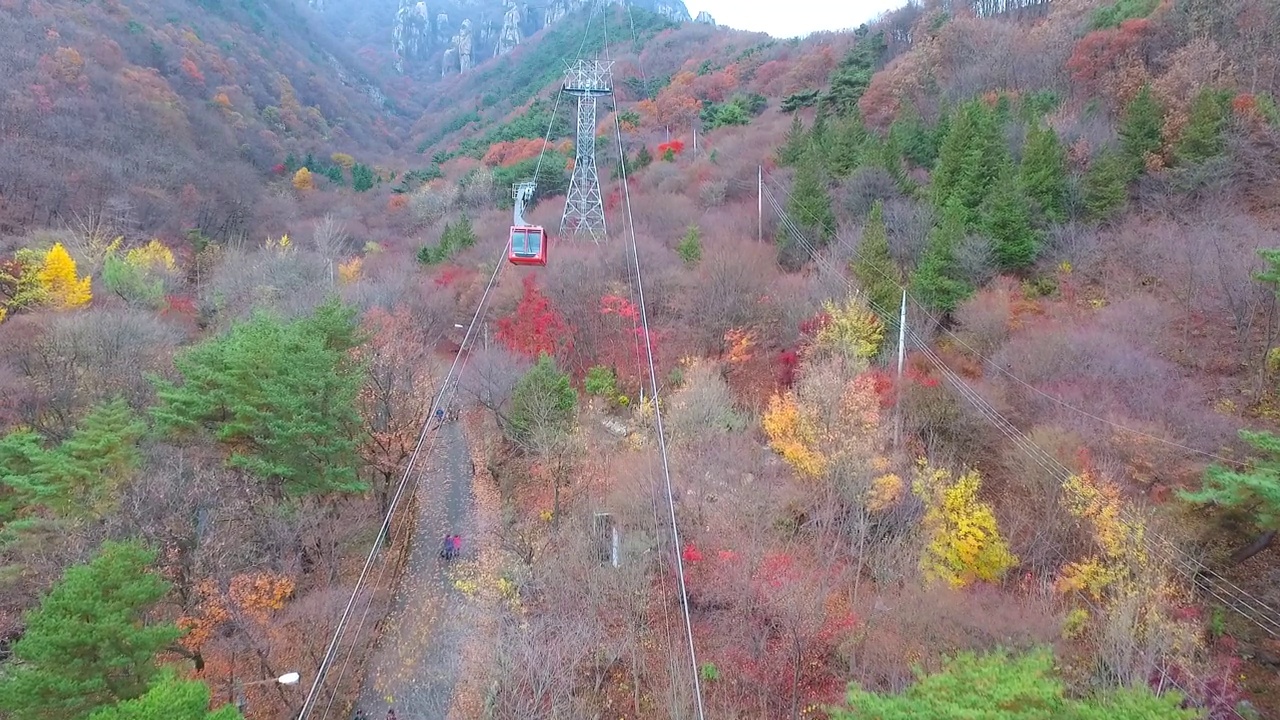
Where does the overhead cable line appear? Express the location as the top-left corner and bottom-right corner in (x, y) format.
(296, 241), (510, 720)
(612, 110), (707, 720)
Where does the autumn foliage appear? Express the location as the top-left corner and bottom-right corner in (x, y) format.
(37, 243), (91, 309)
(482, 138), (554, 166)
(496, 275), (572, 359)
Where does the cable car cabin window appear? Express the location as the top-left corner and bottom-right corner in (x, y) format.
(509, 227), (547, 266)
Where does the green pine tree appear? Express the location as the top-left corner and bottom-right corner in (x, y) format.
(0, 429), (49, 521)
(890, 102), (943, 169)
(453, 213), (477, 249)
(1179, 429), (1280, 552)
(1175, 87), (1230, 165)
(829, 648), (1201, 720)
(851, 200), (901, 319)
(823, 31), (886, 117)
(677, 225), (703, 267)
(789, 152), (837, 245)
(825, 114), (870, 177)
(509, 353), (577, 444)
(1119, 85), (1164, 175)
(778, 114), (810, 166)
(1019, 124), (1069, 223)
(151, 298), (367, 496)
(910, 200), (973, 314)
(35, 398), (145, 519)
(0, 541), (182, 720)
(86, 671), (241, 720)
(930, 100), (1006, 221)
(983, 162), (1040, 271)
(351, 163), (375, 192)
(1082, 150), (1130, 220)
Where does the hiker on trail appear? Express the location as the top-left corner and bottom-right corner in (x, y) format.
(440, 534), (454, 561)
(386, 709), (397, 720)
(449, 534), (461, 558)
(435, 407), (444, 423)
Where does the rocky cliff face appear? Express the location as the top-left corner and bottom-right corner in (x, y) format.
(694, 10), (715, 25)
(321, 0), (692, 75)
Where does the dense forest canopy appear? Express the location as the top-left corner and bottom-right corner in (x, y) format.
(2, 0), (1280, 718)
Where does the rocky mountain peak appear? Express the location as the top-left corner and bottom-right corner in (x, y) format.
(324, 0), (693, 75)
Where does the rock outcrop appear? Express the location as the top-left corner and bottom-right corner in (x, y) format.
(652, 1), (691, 22)
(397, 0), (694, 76)
(392, 0), (431, 74)
(457, 19), (474, 72)
(494, 1), (523, 57)
(694, 10), (715, 25)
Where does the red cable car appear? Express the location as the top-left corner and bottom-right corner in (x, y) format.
(508, 225), (547, 266)
(508, 181), (548, 267)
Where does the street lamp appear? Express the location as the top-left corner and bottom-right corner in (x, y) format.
(235, 671), (300, 711)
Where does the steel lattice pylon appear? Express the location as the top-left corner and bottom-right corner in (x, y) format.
(560, 59), (613, 243)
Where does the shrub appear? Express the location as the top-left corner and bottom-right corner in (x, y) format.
(677, 225), (703, 267)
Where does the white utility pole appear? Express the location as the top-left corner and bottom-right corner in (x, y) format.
(757, 166), (763, 243)
(894, 288), (907, 451)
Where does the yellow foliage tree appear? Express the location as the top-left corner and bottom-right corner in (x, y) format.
(292, 167), (314, 191)
(124, 239), (176, 273)
(762, 363), (883, 479)
(813, 294), (885, 360)
(330, 152), (356, 169)
(37, 243), (91, 309)
(913, 461), (1017, 587)
(1, 248), (49, 320)
(263, 233), (293, 256)
(337, 257), (362, 284)
(762, 393), (827, 477)
(1055, 463), (1148, 600)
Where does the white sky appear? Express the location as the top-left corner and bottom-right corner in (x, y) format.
(689, 0), (908, 38)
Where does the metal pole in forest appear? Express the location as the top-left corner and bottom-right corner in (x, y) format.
(757, 166), (763, 243)
(894, 288), (907, 451)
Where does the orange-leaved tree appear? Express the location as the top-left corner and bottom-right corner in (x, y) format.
(762, 356), (883, 480)
(292, 167), (314, 191)
(37, 242), (91, 309)
(637, 71), (701, 129)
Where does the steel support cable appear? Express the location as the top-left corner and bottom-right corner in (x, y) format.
(296, 242), (510, 720)
(612, 109), (707, 720)
(763, 187), (1254, 717)
(763, 182), (1280, 639)
(610, 10), (684, 713)
(317, 317), (496, 720)
(602, 3), (682, 697)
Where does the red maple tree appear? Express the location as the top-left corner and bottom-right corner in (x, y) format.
(496, 275), (572, 359)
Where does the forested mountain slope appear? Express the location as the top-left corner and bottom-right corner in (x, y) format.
(2, 0), (1280, 718)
